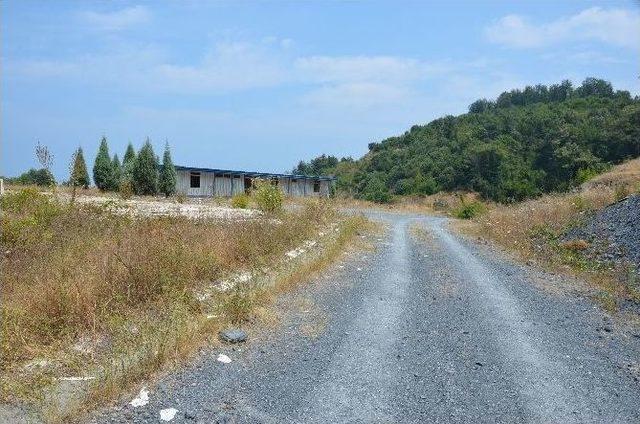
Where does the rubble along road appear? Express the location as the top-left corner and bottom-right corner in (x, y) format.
(95, 211), (640, 423)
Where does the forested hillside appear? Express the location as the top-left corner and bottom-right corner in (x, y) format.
(293, 78), (640, 203)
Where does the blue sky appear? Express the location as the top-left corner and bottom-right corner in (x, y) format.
(2, 0), (639, 180)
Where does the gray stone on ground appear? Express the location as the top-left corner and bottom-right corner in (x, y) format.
(219, 329), (247, 343)
(564, 194), (640, 269)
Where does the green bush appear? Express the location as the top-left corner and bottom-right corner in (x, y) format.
(361, 176), (391, 203)
(453, 200), (486, 219)
(252, 179), (283, 213)
(231, 193), (250, 209)
(10, 168), (55, 187)
(0, 188), (63, 246)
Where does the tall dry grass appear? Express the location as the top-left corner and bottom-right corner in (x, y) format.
(463, 158), (640, 308)
(0, 188), (347, 414)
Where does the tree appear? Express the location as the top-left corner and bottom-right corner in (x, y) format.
(132, 138), (159, 195)
(13, 168), (55, 186)
(123, 142), (136, 166)
(93, 136), (113, 190)
(70, 147), (90, 188)
(158, 142), (177, 197)
(120, 142), (137, 188)
(34, 141), (54, 188)
(576, 77), (613, 98)
(110, 154), (122, 191)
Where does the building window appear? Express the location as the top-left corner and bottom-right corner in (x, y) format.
(190, 172), (201, 188)
(313, 182), (320, 193)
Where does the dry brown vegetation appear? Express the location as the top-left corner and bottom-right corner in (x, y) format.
(0, 188), (367, 421)
(331, 191), (484, 216)
(459, 158), (640, 309)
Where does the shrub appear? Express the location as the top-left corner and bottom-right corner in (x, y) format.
(361, 175), (391, 203)
(176, 192), (187, 204)
(118, 179), (134, 200)
(453, 200), (486, 219)
(11, 168), (55, 187)
(253, 179), (283, 213)
(231, 193), (250, 209)
(0, 188), (63, 247)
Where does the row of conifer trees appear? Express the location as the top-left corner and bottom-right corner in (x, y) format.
(69, 137), (177, 197)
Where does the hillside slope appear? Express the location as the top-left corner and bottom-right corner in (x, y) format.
(294, 78), (639, 203)
(465, 158), (640, 311)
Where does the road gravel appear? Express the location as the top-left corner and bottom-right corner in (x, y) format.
(94, 211), (640, 423)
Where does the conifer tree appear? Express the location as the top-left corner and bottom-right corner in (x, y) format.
(121, 142), (136, 186)
(93, 136), (113, 190)
(123, 142), (136, 166)
(70, 147), (90, 188)
(110, 154), (122, 191)
(132, 138), (159, 195)
(158, 142), (177, 197)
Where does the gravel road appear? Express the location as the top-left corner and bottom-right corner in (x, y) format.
(94, 211), (640, 423)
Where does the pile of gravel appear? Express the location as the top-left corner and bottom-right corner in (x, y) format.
(565, 194), (640, 269)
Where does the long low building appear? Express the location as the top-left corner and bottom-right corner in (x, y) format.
(174, 165), (335, 197)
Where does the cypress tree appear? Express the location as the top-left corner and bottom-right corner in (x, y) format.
(93, 136), (113, 190)
(158, 142), (177, 197)
(123, 142), (136, 167)
(110, 154), (122, 190)
(132, 138), (159, 195)
(122, 142), (136, 184)
(71, 147), (90, 188)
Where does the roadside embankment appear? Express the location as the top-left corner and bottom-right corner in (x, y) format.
(0, 188), (368, 423)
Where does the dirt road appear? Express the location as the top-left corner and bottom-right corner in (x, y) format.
(95, 211), (640, 423)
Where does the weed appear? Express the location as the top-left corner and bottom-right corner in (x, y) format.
(453, 199), (486, 219)
(0, 188), (356, 421)
(118, 180), (134, 200)
(614, 184), (630, 202)
(252, 179), (284, 214)
(231, 193), (250, 209)
(222, 284), (255, 323)
(460, 157), (640, 313)
(560, 239), (590, 251)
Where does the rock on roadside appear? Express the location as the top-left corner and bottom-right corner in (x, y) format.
(218, 329), (247, 344)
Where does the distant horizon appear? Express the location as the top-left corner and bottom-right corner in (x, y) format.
(3, 1), (639, 180)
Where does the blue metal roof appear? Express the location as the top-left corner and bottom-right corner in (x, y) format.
(174, 165), (336, 181)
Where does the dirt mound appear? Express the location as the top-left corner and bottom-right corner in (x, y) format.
(565, 194), (640, 269)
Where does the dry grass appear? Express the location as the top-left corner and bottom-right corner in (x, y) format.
(332, 191), (483, 216)
(460, 158), (640, 309)
(0, 189), (365, 422)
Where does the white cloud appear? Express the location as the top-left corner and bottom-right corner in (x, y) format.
(293, 56), (451, 109)
(80, 6), (151, 31)
(153, 41), (289, 93)
(302, 82), (410, 109)
(295, 56), (425, 83)
(485, 7), (640, 49)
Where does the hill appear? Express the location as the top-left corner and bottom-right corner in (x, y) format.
(293, 78), (640, 203)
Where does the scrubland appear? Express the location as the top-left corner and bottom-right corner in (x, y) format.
(459, 158), (640, 310)
(0, 188), (367, 421)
